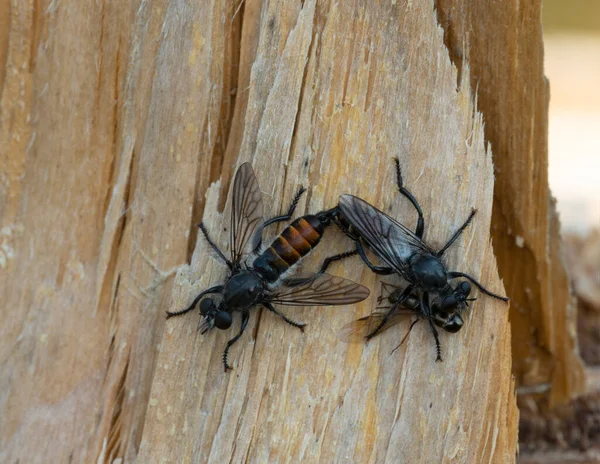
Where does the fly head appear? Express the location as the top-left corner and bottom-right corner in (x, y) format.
(198, 298), (233, 332)
(439, 280), (473, 314)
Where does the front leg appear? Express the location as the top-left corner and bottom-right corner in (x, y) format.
(166, 285), (224, 319)
(222, 310), (250, 371)
(263, 302), (306, 331)
(428, 319), (443, 362)
(447, 271), (509, 302)
(199, 223), (233, 270)
(420, 292), (443, 362)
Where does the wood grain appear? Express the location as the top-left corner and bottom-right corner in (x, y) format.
(138, 1), (516, 462)
(433, 0), (586, 406)
(0, 0), (535, 462)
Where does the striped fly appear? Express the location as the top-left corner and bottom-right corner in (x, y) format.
(167, 163), (369, 371)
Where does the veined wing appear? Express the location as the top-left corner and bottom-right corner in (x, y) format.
(269, 273), (370, 306)
(338, 308), (414, 343)
(230, 162), (264, 264)
(338, 195), (433, 275)
(378, 281), (402, 304)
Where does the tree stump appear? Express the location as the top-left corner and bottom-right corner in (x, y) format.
(3, 0), (576, 462)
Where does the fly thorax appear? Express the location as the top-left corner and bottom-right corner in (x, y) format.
(223, 271), (263, 310)
(409, 254), (447, 291)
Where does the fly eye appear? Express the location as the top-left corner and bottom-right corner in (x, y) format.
(440, 295), (458, 313)
(200, 298), (214, 316)
(214, 311), (232, 330)
(458, 281), (471, 296)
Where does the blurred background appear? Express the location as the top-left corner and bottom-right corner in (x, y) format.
(545, 1), (600, 234)
(520, 1), (600, 462)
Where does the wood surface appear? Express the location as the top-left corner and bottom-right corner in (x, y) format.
(1, 0), (571, 462)
(433, 0), (586, 406)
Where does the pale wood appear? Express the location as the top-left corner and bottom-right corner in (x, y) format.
(138, 1), (517, 462)
(0, 0), (527, 462)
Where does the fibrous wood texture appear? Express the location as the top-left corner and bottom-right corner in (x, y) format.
(433, 0), (586, 406)
(0, 0), (538, 462)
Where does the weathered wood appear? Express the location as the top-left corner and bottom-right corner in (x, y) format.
(433, 0), (586, 405)
(138, 1), (517, 462)
(0, 0), (526, 462)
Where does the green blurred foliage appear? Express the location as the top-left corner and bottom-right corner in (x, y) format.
(543, 0), (600, 32)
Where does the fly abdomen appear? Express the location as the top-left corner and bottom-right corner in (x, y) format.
(253, 215), (325, 283)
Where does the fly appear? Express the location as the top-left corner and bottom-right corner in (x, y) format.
(167, 163), (370, 371)
(336, 158), (509, 361)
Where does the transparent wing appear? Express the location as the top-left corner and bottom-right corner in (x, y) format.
(230, 163), (264, 264)
(269, 273), (370, 306)
(338, 308), (413, 343)
(378, 281), (402, 304)
(338, 194), (433, 276)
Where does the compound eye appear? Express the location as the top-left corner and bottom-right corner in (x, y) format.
(440, 295), (458, 313)
(200, 298), (214, 316)
(458, 281), (471, 296)
(214, 311), (233, 330)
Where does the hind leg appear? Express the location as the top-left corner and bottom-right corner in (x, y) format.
(263, 303), (306, 331)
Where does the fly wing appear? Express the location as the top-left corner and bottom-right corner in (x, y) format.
(230, 163), (264, 264)
(378, 281), (402, 304)
(338, 195), (433, 275)
(338, 308), (414, 342)
(269, 273), (370, 306)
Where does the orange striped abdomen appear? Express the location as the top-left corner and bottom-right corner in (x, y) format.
(253, 215), (326, 283)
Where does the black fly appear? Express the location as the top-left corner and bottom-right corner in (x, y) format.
(167, 163), (369, 371)
(337, 158), (508, 361)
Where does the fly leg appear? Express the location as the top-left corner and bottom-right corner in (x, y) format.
(316, 250), (358, 275)
(437, 209), (476, 257)
(428, 319), (443, 362)
(253, 187), (307, 254)
(366, 285), (414, 339)
(355, 240), (395, 275)
(328, 204), (393, 274)
(282, 250), (360, 288)
(199, 223), (233, 269)
(447, 271), (509, 301)
(262, 187), (306, 228)
(223, 310), (250, 371)
(166, 285), (224, 319)
(263, 302), (306, 331)
(394, 157), (425, 238)
(391, 319), (420, 354)
(419, 291), (443, 362)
